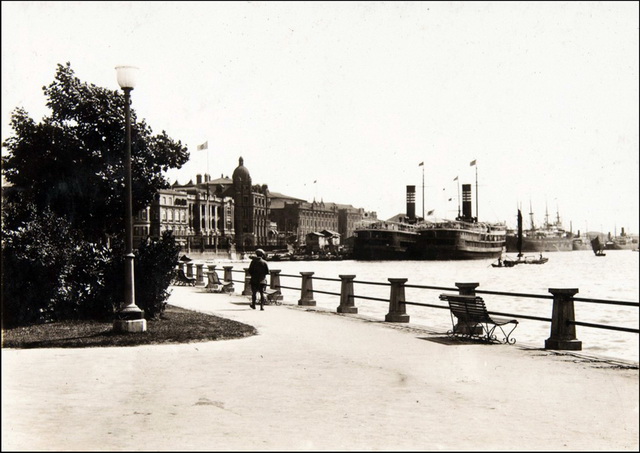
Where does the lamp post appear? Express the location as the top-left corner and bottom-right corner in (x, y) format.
(114, 65), (146, 333)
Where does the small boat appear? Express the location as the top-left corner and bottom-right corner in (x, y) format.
(493, 209), (548, 267)
(591, 236), (606, 256)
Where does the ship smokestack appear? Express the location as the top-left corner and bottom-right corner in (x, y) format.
(406, 185), (416, 221)
(461, 184), (473, 221)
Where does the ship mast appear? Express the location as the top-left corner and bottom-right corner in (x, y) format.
(529, 200), (535, 230)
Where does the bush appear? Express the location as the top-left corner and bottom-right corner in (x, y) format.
(2, 203), (76, 327)
(133, 230), (180, 319)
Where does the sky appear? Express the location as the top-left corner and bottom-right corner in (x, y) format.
(2, 1), (639, 235)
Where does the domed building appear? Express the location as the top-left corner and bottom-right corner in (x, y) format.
(231, 157), (271, 250)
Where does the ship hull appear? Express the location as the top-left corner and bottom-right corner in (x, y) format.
(505, 235), (573, 253)
(415, 225), (505, 260)
(352, 229), (418, 261)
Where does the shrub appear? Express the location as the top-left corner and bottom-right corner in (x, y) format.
(133, 230), (180, 319)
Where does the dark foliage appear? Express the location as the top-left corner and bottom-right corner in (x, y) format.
(133, 230), (181, 319)
(2, 62), (189, 243)
(1, 62), (191, 327)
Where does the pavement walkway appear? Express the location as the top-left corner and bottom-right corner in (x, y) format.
(2, 285), (638, 451)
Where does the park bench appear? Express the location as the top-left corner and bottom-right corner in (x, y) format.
(206, 271), (234, 294)
(439, 293), (518, 344)
(173, 268), (196, 286)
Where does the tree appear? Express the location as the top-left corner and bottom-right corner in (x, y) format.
(1, 63), (190, 326)
(2, 62), (189, 243)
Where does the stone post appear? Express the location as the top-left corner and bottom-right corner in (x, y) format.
(222, 265), (234, 293)
(545, 288), (582, 351)
(337, 275), (357, 314)
(186, 262), (194, 278)
(385, 278), (409, 322)
(454, 282), (482, 334)
(207, 264), (217, 273)
(223, 266), (233, 283)
(269, 269), (284, 303)
(242, 267), (252, 296)
(195, 263), (205, 286)
(298, 272), (316, 306)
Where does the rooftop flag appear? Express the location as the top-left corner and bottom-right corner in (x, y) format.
(197, 141), (208, 151)
(470, 159), (476, 166)
(418, 162), (424, 166)
(453, 176), (458, 181)
(427, 209), (434, 216)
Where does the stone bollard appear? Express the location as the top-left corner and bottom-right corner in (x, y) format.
(223, 266), (233, 282)
(337, 275), (357, 314)
(207, 264), (217, 273)
(385, 278), (409, 322)
(455, 282), (482, 334)
(186, 262), (194, 278)
(223, 266), (235, 292)
(242, 267), (252, 296)
(298, 272), (316, 306)
(269, 269), (284, 303)
(545, 288), (582, 351)
(195, 263), (205, 286)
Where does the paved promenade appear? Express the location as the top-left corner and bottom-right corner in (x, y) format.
(2, 285), (638, 451)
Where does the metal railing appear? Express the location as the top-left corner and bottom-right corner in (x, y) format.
(219, 266), (639, 351)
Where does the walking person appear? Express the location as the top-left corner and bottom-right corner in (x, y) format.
(248, 249), (269, 310)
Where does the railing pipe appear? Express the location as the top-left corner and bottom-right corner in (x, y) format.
(545, 288), (582, 351)
(385, 278), (409, 322)
(298, 272), (316, 306)
(337, 275), (357, 314)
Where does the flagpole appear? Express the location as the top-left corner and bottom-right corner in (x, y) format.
(456, 177), (460, 218)
(422, 165), (425, 220)
(475, 163), (478, 221)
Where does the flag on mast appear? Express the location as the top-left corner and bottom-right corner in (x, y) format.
(453, 176), (458, 181)
(418, 162), (424, 166)
(469, 159), (476, 166)
(197, 141), (208, 151)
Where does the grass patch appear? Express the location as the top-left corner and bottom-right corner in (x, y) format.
(1, 305), (258, 349)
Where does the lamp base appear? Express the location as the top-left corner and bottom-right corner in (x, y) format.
(113, 319), (147, 333)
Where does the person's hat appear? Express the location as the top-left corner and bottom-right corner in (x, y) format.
(255, 249), (265, 257)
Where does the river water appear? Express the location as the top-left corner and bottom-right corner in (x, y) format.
(205, 250), (639, 363)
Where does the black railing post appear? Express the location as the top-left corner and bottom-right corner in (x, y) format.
(269, 269), (284, 303)
(298, 272), (316, 306)
(385, 278), (409, 322)
(195, 263), (205, 286)
(545, 288), (582, 350)
(223, 265), (234, 292)
(337, 275), (357, 314)
(223, 266), (233, 283)
(455, 282), (482, 334)
(242, 267), (252, 296)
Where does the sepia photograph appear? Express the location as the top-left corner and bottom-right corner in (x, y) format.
(2, 1), (638, 451)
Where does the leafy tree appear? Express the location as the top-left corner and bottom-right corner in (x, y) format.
(1, 63), (190, 326)
(2, 62), (189, 243)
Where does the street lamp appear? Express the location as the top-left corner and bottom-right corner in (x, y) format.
(114, 65), (146, 333)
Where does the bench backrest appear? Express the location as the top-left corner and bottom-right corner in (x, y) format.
(441, 294), (491, 323)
